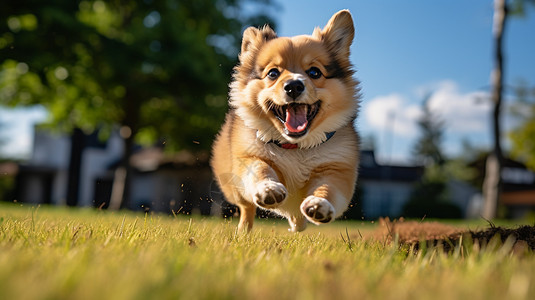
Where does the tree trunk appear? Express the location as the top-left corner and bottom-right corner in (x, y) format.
(66, 128), (86, 206)
(108, 129), (135, 210)
(108, 91), (140, 210)
(482, 0), (507, 219)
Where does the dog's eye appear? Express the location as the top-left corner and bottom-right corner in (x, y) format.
(306, 67), (322, 79)
(267, 68), (280, 80)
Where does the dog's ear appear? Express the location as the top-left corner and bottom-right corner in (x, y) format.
(240, 25), (277, 56)
(313, 10), (354, 60)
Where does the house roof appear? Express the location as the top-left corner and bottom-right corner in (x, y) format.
(470, 155), (535, 192)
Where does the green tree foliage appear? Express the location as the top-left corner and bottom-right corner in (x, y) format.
(509, 82), (535, 170)
(402, 181), (462, 219)
(403, 162), (463, 219)
(0, 0), (275, 151)
(404, 95), (463, 219)
(412, 95), (445, 166)
(0, 0), (276, 208)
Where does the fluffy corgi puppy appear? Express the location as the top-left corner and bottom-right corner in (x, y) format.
(211, 10), (360, 232)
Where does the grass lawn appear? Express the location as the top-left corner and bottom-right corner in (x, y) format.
(1, 202), (534, 300)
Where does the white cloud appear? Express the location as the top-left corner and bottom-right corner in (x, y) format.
(363, 93), (421, 137)
(362, 80), (495, 161)
(364, 80), (491, 137)
(426, 80), (491, 133)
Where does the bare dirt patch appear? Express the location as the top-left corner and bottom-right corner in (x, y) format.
(368, 217), (535, 253)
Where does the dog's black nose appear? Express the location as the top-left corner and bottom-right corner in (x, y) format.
(284, 80), (305, 100)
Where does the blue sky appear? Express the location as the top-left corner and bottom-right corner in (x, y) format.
(2, 0), (535, 162)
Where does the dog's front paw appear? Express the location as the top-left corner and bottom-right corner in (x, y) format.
(253, 181), (287, 209)
(301, 196), (334, 225)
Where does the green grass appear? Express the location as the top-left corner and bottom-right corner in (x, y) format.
(1, 203), (534, 300)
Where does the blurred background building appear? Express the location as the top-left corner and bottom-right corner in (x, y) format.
(11, 125), (535, 220)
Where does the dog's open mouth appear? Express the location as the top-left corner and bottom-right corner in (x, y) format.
(270, 101), (321, 137)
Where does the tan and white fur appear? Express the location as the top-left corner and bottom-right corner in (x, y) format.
(211, 10), (360, 232)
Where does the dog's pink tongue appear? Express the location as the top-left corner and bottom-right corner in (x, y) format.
(285, 104), (308, 133)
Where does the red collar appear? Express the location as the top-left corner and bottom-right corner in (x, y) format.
(279, 143), (299, 149)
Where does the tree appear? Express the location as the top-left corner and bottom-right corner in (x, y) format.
(412, 94), (445, 166)
(403, 94), (463, 219)
(482, 0), (535, 219)
(0, 0), (276, 208)
(482, 0), (507, 220)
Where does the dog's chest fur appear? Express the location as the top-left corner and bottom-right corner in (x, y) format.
(244, 125), (357, 191)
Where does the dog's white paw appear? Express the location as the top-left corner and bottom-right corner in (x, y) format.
(253, 181), (287, 209)
(300, 196), (334, 225)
